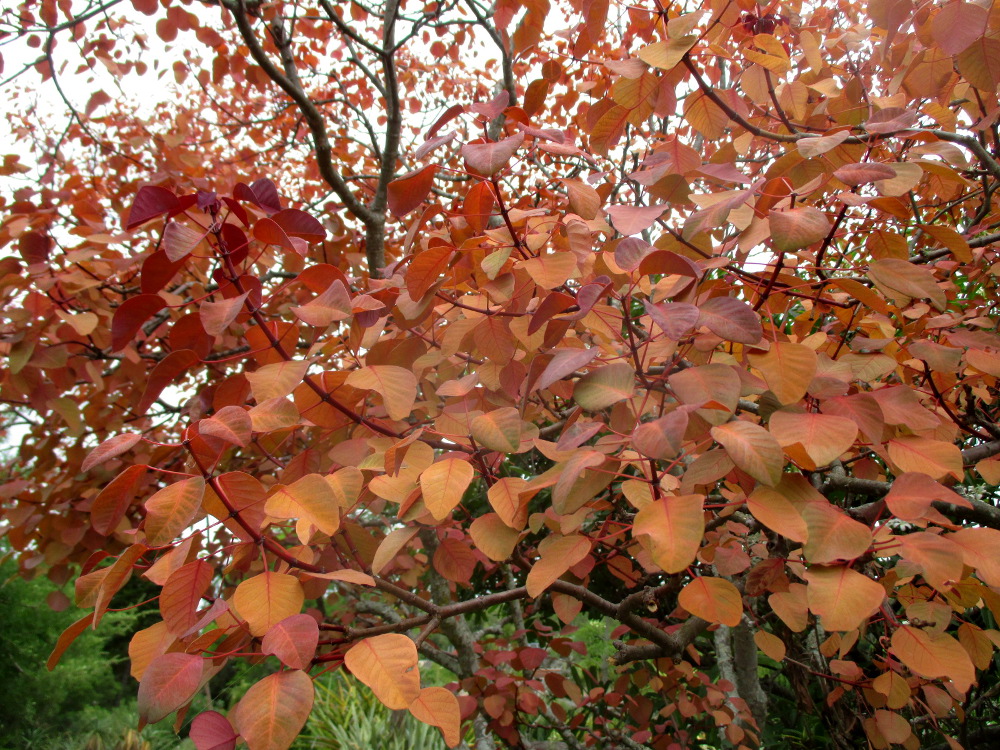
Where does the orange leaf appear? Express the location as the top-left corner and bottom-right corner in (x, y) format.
(746, 485), (808, 543)
(265, 473), (341, 536)
(526, 534), (592, 597)
(145, 477), (206, 546)
(804, 565), (885, 631)
(344, 633), (421, 710)
(487, 477), (531, 530)
(632, 494), (704, 574)
(91, 464), (147, 535)
(200, 406), (252, 447)
(232, 572), (305, 637)
(754, 630), (786, 662)
(678, 577), (743, 626)
(885, 472), (967, 521)
(887, 436), (963, 481)
(802, 502), (872, 564)
(891, 626), (975, 693)
(420, 458), (475, 521)
(409, 686), (462, 747)
(232, 670), (314, 750)
(346, 365), (417, 421)
(711, 421), (784, 486)
(47, 612), (95, 671)
(200, 292), (248, 336)
(893, 532), (964, 591)
(769, 411), (857, 470)
(470, 513), (521, 561)
(748, 342), (817, 406)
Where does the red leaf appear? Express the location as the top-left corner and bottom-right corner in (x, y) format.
(190, 711), (238, 750)
(462, 132), (525, 175)
(83, 432), (142, 472)
(126, 185), (179, 230)
(606, 203), (667, 235)
(160, 560), (213, 635)
(272, 208), (326, 242)
(261, 614), (319, 670)
(697, 297), (763, 344)
(162, 221), (206, 261)
(137, 350), (201, 415)
(138, 652), (204, 724)
(111, 294), (166, 352)
(91, 464), (147, 535)
(387, 165), (438, 216)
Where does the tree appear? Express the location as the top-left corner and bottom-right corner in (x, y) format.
(2, 0), (1000, 747)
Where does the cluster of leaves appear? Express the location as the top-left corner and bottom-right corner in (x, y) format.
(3, 0), (1000, 748)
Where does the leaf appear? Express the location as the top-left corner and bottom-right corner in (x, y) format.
(769, 207), (831, 252)
(885, 472), (966, 521)
(637, 34), (697, 70)
(420, 458), (475, 520)
(891, 626), (975, 693)
(633, 494), (704, 573)
(261, 614), (319, 670)
(769, 411), (858, 470)
(265, 473), (341, 536)
(894, 532), (964, 591)
(933, 3), (988, 54)
(462, 133), (525, 175)
(344, 633), (421, 710)
(526, 534), (592, 597)
(190, 711), (238, 750)
(111, 294), (166, 352)
(200, 292), (248, 336)
(711, 421), (785, 486)
(292, 280), (352, 327)
(160, 560), (213, 635)
(232, 671), (314, 750)
(833, 162), (897, 186)
(272, 208), (326, 242)
(678, 577), (742, 626)
(796, 130), (850, 157)
(232, 572), (305, 637)
(533, 347), (599, 392)
(471, 407), (523, 452)
(82, 433), (141, 472)
(469, 513), (520, 561)
(246, 360), (311, 402)
(137, 652), (204, 724)
(409, 686), (462, 748)
(127, 185), (179, 229)
(802, 502), (872, 564)
(746, 485), (808, 543)
(606, 203), (667, 235)
(162, 221), (205, 261)
(574, 363), (635, 411)
(388, 165), (438, 216)
(697, 297), (763, 345)
(200, 406), (252, 447)
(804, 566), (885, 631)
(887, 437), (963, 481)
(91, 464), (147, 535)
(644, 301), (700, 339)
(488, 477), (531, 530)
(145, 477), (206, 546)
(47, 612), (95, 670)
(748, 342), (818, 405)
(754, 630), (786, 662)
(346, 365), (417, 421)
(137, 350), (201, 415)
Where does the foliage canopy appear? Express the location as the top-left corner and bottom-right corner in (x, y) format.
(3, 0), (1000, 748)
